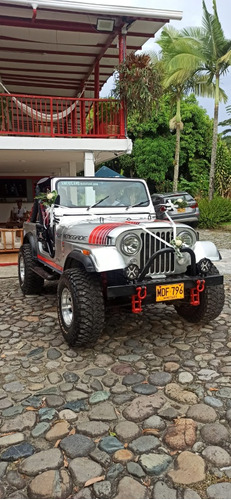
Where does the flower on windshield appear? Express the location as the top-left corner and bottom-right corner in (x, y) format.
(35, 190), (58, 207)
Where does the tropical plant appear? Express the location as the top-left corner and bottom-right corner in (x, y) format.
(198, 196), (231, 228)
(104, 93), (213, 195)
(112, 52), (163, 119)
(163, 1), (231, 200)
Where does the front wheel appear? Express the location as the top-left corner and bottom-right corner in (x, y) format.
(174, 264), (224, 324)
(57, 268), (105, 347)
(18, 243), (44, 295)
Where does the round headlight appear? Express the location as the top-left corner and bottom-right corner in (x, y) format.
(120, 233), (142, 256)
(177, 231), (194, 247)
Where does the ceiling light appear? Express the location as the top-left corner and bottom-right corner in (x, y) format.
(96, 18), (115, 32)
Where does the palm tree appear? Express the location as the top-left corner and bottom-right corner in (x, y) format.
(157, 27), (215, 192)
(165, 0), (231, 200)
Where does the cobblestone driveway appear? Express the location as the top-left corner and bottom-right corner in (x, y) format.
(0, 229), (231, 499)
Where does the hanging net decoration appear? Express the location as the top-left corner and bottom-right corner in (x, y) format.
(0, 81), (78, 123)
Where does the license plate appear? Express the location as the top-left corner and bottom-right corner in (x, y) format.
(156, 283), (184, 302)
(177, 207), (186, 212)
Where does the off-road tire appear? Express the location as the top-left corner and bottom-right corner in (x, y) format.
(174, 264), (224, 323)
(57, 267), (105, 347)
(18, 243), (44, 294)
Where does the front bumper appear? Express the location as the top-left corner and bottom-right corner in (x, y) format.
(107, 246), (223, 302)
(107, 273), (223, 300)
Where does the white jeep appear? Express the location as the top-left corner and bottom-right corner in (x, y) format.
(18, 176), (224, 346)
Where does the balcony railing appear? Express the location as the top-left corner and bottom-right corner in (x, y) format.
(0, 94), (125, 138)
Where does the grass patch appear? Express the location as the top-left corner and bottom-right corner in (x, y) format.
(220, 221), (231, 230)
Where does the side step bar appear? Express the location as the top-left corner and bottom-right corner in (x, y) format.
(32, 266), (58, 281)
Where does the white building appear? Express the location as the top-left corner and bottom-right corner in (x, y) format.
(0, 0), (182, 222)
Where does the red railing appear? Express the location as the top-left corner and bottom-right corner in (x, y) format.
(0, 94), (125, 138)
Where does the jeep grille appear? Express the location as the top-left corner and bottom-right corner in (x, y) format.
(140, 229), (175, 274)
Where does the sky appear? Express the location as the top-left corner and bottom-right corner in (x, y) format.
(98, 0), (231, 127)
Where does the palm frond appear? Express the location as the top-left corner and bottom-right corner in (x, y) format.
(202, 0), (228, 60)
(164, 69), (195, 87)
(216, 87), (228, 103)
(168, 53), (202, 73)
(219, 106), (231, 126)
(220, 128), (231, 136)
(181, 27), (204, 41)
(191, 78), (215, 98)
(211, 0), (228, 57)
(219, 118), (231, 127)
(219, 49), (231, 65)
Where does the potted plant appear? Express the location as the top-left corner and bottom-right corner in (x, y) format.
(0, 96), (12, 132)
(97, 99), (120, 135)
(86, 99), (120, 136)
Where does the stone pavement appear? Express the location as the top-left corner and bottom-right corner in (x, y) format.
(0, 231), (231, 499)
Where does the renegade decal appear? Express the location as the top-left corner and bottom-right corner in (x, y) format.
(63, 233), (87, 241)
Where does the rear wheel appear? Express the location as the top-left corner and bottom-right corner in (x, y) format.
(18, 243), (44, 294)
(57, 267), (105, 347)
(174, 264), (224, 324)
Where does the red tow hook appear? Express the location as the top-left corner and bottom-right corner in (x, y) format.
(190, 279), (205, 306)
(131, 286), (147, 313)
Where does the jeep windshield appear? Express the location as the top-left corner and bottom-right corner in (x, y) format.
(56, 179), (150, 209)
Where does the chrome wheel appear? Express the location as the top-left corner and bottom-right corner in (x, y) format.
(61, 287), (73, 326)
(19, 254), (25, 284)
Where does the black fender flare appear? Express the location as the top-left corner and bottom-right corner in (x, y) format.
(64, 250), (96, 273)
(23, 232), (37, 258)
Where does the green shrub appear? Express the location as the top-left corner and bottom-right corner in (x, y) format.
(198, 197), (231, 229)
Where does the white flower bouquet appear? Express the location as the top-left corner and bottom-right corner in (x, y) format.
(171, 237), (183, 258)
(173, 198), (187, 209)
(35, 190), (58, 207)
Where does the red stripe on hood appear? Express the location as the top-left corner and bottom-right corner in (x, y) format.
(89, 221), (141, 245)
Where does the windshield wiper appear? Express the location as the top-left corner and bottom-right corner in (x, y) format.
(87, 195), (109, 210)
(126, 200), (149, 210)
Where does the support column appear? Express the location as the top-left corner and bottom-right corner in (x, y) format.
(94, 62), (100, 134)
(119, 28), (127, 63)
(84, 152), (95, 176)
(118, 28), (127, 137)
(68, 161), (77, 177)
(94, 61), (99, 99)
(80, 90), (86, 135)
